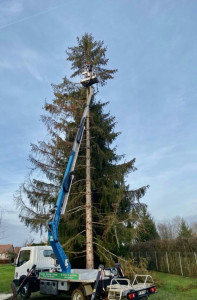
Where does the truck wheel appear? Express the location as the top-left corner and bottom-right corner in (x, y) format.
(20, 282), (31, 300)
(71, 288), (86, 300)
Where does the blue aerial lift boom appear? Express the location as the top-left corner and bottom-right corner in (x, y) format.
(48, 65), (98, 273)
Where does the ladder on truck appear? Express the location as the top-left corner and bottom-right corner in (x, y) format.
(108, 278), (132, 300)
(107, 275), (155, 300)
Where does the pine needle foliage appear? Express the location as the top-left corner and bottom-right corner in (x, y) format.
(135, 206), (159, 242)
(15, 34), (148, 268)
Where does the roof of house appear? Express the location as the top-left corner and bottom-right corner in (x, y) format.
(14, 247), (21, 255)
(0, 244), (13, 254)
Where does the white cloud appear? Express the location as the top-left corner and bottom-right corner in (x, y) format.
(0, 44), (44, 80)
(21, 47), (44, 81)
(0, 219), (42, 245)
(0, 0), (24, 27)
(0, 0), (23, 15)
(136, 145), (175, 171)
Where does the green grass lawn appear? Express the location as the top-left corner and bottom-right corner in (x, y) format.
(151, 271), (197, 300)
(0, 264), (15, 293)
(1, 264), (197, 299)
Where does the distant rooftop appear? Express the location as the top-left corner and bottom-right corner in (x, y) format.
(0, 244), (13, 254)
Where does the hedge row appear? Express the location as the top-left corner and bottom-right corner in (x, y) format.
(130, 238), (197, 252)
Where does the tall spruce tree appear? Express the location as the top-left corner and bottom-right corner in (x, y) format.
(135, 206), (159, 242)
(177, 219), (192, 239)
(15, 34), (148, 268)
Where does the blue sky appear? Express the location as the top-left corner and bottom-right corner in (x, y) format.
(0, 0), (197, 245)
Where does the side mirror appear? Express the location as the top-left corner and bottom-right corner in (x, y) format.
(50, 253), (59, 266)
(50, 253), (56, 259)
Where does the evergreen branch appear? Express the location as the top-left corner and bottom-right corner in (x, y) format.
(65, 205), (86, 216)
(92, 221), (106, 226)
(94, 240), (135, 274)
(27, 177), (58, 194)
(66, 250), (86, 254)
(95, 249), (114, 264)
(114, 226), (120, 248)
(66, 205), (86, 214)
(71, 179), (86, 186)
(70, 191), (86, 195)
(62, 230), (86, 247)
(71, 255), (86, 260)
(93, 241), (119, 259)
(29, 155), (60, 172)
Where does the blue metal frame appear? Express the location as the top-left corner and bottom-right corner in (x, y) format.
(48, 151), (75, 272)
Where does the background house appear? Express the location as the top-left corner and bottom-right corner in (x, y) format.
(0, 244), (21, 263)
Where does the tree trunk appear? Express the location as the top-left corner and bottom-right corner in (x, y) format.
(86, 88), (94, 269)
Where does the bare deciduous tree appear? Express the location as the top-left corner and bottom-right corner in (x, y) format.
(157, 216), (182, 240)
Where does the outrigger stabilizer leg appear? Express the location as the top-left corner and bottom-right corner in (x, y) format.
(114, 263), (125, 277)
(90, 263), (125, 300)
(11, 264), (36, 300)
(91, 264), (105, 300)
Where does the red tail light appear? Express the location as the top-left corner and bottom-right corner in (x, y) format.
(127, 293), (136, 299)
(149, 287), (157, 293)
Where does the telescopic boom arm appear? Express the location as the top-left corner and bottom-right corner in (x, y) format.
(48, 65), (97, 273)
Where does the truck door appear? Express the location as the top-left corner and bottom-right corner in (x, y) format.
(15, 249), (32, 280)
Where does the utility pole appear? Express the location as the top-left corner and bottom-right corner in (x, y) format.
(86, 87), (94, 269)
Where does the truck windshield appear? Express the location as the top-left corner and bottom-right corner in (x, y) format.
(18, 250), (31, 266)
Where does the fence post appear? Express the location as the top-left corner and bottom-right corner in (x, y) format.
(155, 252), (158, 271)
(166, 252), (170, 273)
(179, 252), (183, 276)
(194, 252), (197, 265)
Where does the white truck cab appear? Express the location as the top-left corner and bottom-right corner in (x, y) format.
(14, 246), (56, 284)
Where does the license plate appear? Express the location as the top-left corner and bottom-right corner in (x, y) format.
(138, 290), (146, 295)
